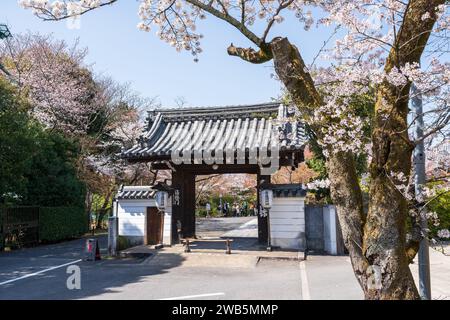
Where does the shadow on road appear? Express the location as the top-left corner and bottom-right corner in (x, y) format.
(0, 235), (185, 300)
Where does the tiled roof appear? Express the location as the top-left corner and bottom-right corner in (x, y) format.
(122, 102), (307, 161)
(262, 183), (307, 197)
(116, 186), (156, 200)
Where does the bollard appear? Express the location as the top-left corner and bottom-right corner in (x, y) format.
(184, 239), (191, 253)
(226, 239), (231, 254)
(85, 238), (101, 261)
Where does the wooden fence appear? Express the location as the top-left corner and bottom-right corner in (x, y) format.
(0, 206), (40, 250)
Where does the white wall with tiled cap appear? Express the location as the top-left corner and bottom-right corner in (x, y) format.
(116, 197), (172, 246)
(269, 197), (306, 250)
(117, 200), (153, 237)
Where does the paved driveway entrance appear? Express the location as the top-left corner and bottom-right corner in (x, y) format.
(0, 218), (365, 300)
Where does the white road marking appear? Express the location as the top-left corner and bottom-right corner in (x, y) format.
(0, 259), (82, 286)
(159, 292), (226, 300)
(299, 260), (311, 300)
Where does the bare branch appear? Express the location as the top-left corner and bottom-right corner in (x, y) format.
(185, 0), (263, 47)
(261, 0), (294, 42)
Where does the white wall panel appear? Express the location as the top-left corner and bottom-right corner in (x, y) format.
(269, 197), (305, 249)
(118, 204), (147, 236)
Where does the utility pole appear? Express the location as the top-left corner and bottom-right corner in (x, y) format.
(411, 83), (431, 300)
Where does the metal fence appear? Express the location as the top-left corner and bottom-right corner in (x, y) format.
(0, 206), (40, 250)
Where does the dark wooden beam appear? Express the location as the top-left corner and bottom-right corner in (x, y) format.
(174, 164), (259, 175)
(125, 149), (305, 166)
(257, 171), (270, 244)
(171, 169), (196, 242)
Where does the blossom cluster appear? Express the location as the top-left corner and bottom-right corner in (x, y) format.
(437, 229), (450, 239)
(388, 170), (414, 201)
(306, 178), (331, 190)
(19, 0), (103, 18)
(0, 34), (95, 133)
(311, 63), (374, 157)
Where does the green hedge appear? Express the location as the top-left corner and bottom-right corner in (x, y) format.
(39, 207), (88, 242)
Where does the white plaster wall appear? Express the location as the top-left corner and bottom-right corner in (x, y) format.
(270, 197), (306, 250)
(323, 205), (338, 255)
(117, 199), (154, 237)
(117, 197), (172, 246)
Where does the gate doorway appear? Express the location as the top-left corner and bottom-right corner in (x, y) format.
(145, 207), (163, 245)
(184, 173), (260, 252)
(195, 174), (258, 245)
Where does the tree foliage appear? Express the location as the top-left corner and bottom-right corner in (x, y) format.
(0, 76), (85, 207)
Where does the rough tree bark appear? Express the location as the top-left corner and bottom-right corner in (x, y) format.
(268, 36), (370, 296)
(362, 0), (445, 299)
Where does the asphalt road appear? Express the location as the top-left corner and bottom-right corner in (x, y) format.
(1, 218), (448, 300)
(0, 241), (308, 300)
(0, 218), (367, 300)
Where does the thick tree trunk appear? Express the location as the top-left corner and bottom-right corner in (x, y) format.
(363, 80), (419, 299)
(362, 0), (444, 299)
(270, 36), (420, 299)
(326, 151), (368, 289)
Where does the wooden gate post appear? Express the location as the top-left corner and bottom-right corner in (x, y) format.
(172, 169), (196, 241)
(257, 173), (270, 244)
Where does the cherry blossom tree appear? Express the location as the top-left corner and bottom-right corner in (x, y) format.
(19, 0), (450, 299)
(1, 32), (156, 226)
(0, 33), (98, 134)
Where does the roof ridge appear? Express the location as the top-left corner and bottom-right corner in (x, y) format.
(148, 101), (281, 114)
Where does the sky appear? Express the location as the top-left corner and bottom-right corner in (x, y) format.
(1, 1), (333, 108)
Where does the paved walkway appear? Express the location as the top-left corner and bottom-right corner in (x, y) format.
(410, 244), (450, 300)
(221, 218), (258, 238)
(124, 217), (302, 262)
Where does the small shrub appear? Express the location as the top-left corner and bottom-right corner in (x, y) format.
(117, 236), (131, 251)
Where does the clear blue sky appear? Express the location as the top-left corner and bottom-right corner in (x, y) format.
(2, 1), (331, 107)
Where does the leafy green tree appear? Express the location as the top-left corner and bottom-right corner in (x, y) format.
(0, 77), (36, 203)
(0, 76), (85, 207)
(22, 131), (85, 207)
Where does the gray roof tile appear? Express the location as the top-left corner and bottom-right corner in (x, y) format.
(122, 102), (307, 161)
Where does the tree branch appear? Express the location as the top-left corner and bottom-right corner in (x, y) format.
(185, 0), (263, 47)
(270, 37), (322, 121)
(261, 0), (294, 42)
(30, 0), (119, 21)
(413, 113), (450, 145)
(227, 43), (272, 63)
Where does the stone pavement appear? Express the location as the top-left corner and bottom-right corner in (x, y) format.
(122, 217), (303, 266)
